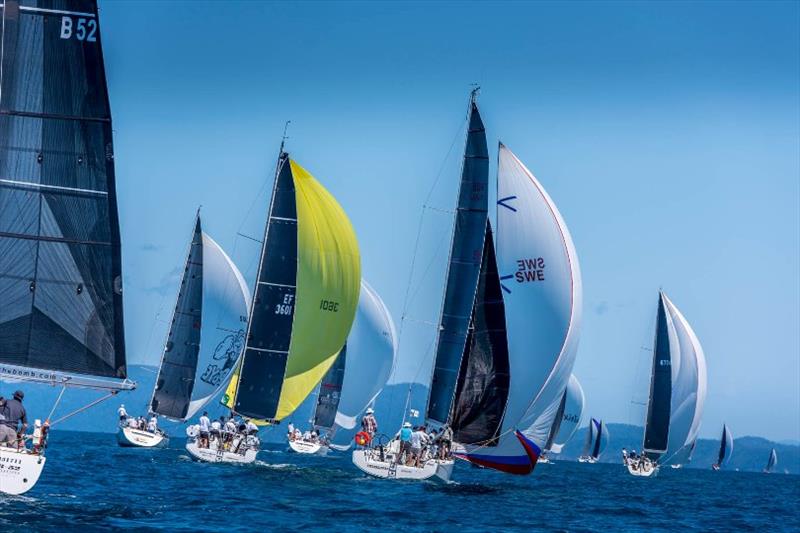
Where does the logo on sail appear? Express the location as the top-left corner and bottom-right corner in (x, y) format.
(514, 258), (546, 283)
(200, 330), (245, 386)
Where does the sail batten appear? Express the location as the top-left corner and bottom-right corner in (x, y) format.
(0, 0), (127, 386)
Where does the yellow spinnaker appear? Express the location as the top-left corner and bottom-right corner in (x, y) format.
(273, 159), (361, 420)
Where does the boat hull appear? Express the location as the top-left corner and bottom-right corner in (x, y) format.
(0, 447), (46, 495)
(185, 439), (258, 464)
(352, 449), (454, 481)
(624, 457), (659, 477)
(117, 427), (168, 448)
(288, 439), (329, 456)
(578, 456), (598, 464)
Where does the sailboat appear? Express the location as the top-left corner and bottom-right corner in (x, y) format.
(352, 91), (581, 481)
(288, 280), (396, 455)
(117, 214), (250, 448)
(711, 424), (733, 471)
(624, 291), (707, 477)
(763, 448), (777, 474)
(578, 418), (608, 463)
(199, 145), (361, 463)
(0, 0), (134, 495)
(534, 374), (585, 464)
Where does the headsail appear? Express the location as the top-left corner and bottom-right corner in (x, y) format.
(548, 374), (585, 454)
(231, 155), (360, 422)
(426, 97), (489, 425)
(765, 448), (777, 473)
(0, 0), (130, 390)
(457, 143), (581, 474)
(329, 280), (396, 448)
(150, 218), (250, 421)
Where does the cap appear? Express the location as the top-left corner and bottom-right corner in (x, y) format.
(366, 408), (374, 414)
(403, 422), (412, 428)
(13, 390), (23, 400)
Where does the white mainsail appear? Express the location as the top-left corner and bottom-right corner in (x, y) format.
(329, 280), (397, 449)
(548, 374), (585, 454)
(456, 143), (581, 472)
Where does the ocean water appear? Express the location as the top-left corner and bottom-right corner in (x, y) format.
(1, 431), (797, 532)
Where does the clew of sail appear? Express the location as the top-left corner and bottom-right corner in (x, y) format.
(456, 143), (581, 474)
(229, 156), (360, 423)
(0, 0), (131, 392)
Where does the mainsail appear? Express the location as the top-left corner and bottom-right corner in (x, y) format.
(0, 0), (130, 390)
(150, 216), (250, 421)
(581, 418), (600, 457)
(715, 424), (734, 468)
(546, 374), (585, 454)
(765, 448), (777, 473)
(641, 292), (707, 463)
(591, 420), (609, 460)
(227, 153), (360, 422)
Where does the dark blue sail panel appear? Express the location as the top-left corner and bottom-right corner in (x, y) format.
(427, 100), (489, 425)
(450, 222), (510, 445)
(544, 390), (568, 452)
(312, 344), (346, 430)
(0, 0), (126, 379)
(150, 218), (203, 419)
(717, 426), (728, 466)
(592, 420), (604, 459)
(643, 293), (672, 455)
(235, 155), (297, 420)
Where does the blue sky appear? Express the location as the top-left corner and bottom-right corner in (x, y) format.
(98, 1), (799, 441)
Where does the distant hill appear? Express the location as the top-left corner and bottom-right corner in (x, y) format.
(11, 372), (797, 474)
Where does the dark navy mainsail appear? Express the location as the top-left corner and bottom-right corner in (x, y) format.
(0, 0), (127, 383)
(312, 345), (346, 430)
(643, 292), (672, 456)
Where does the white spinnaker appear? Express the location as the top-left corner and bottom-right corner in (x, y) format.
(549, 374), (585, 453)
(491, 143), (582, 459)
(184, 233), (250, 419)
(596, 421), (609, 458)
(663, 294), (707, 457)
(330, 280), (397, 450)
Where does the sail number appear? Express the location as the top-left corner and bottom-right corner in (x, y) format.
(60, 16), (97, 42)
(514, 258), (546, 283)
(274, 294), (294, 316)
(320, 300), (339, 312)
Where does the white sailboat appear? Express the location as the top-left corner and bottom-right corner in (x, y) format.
(624, 292), (707, 477)
(711, 424), (733, 471)
(289, 280), (396, 456)
(578, 418), (608, 463)
(0, 0), (134, 495)
(763, 448), (777, 474)
(353, 91), (582, 481)
(119, 213), (250, 449)
(532, 374), (585, 464)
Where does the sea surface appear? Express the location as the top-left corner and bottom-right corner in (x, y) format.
(1, 431), (797, 532)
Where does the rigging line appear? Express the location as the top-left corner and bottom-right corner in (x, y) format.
(49, 391), (119, 427)
(45, 385), (67, 422)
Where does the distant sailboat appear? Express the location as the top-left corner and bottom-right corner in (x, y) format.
(289, 280), (396, 455)
(203, 142), (361, 463)
(763, 448), (778, 474)
(118, 214), (249, 449)
(578, 418), (608, 463)
(625, 291), (707, 477)
(711, 424), (733, 471)
(533, 374), (585, 463)
(0, 0), (134, 495)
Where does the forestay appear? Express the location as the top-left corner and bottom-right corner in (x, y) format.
(150, 217), (250, 421)
(0, 0), (130, 389)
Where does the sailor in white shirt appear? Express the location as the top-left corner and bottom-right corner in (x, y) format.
(198, 412), (211, 448)
(148, 415), (158, 433)
(117, 404), (128, 422)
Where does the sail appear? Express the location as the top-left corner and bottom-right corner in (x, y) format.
(150, 222), (250, 421)
(232, 155), (360, 421)
(581, 418), (599, 457)
(662, 293), (708, 461)
(426, 99), (489, 425)
(716, 424), (733, 467)
(592, 420), (609, 460)
(549, 374), (585, 453)
(329, 280), (396, 448)
(0, 0), (130, 389)
(643, 293), (674, 455)
(455, 143), (581, 474)
(311, 344), (346, 430)
(765, 449), (777, 473)
(543, 389), (567, 452)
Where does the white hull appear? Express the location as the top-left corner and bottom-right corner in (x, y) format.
(117, 427), (168, 448)
(578, 455), (597, 464)
(288, 439), (329, 456)
(352, 449), (454, 481)
(185, 439), (258, 464)
(624, 456), (659, 477)
(0, 447), (46, 495)
(670, 464), (683, 470)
